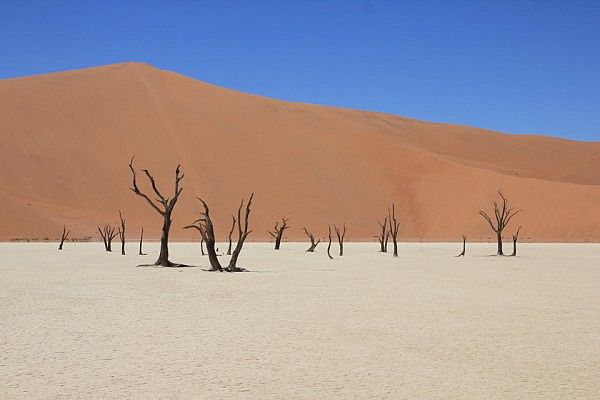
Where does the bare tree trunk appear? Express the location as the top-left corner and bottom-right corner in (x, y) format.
(303, 227), (320, 252)
(227, 215), (236, 256)
(389, 204), (400, 257)
(327, 226), (333, 259)
(511, 226), (521, 257)
(184, 198), (222, 271)
(201, 238), (205, 256)
(138, 227), (146, 255)
(268, 218), (290, 250)
(58, 226), (70, 250)
(129, 157), (184, 267)
(334, 224), (346, 256)
(497, 232), (503, 256)
(456, 235), (466, 257)
(156, 213), (172, 266)
(118, 210), (126, 255)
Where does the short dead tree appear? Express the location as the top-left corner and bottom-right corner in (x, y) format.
(268, 218), (290, 250)
(227, 215), (236, 256)
(303, 227), (321, 252)
(327, 226), (334, 259)
(58, 226), (70, 250)
(374, 216), (389, 253)
(511, 226), (522, 257)
(117, 210), (126, 255)
(227, 194), (254, 272)
(478, 191), (522, 256)
(456, 235), (466, 257)
(98, 224), (118, 252)
(334, 223), (346, 256)
(185, 194), (254, 272)
(138, 227), (146, 256)
(128, 156), (186, 267)
(388, 204), (400, 257)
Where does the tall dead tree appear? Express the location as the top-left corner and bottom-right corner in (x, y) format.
(334, 223), (346, 256)
(185, 194), (254, 272)
(374, 216), (389, 252)
(303, 227), (321, 252)
(478, 191), (522, 256)
(268, 218), (290, 250)
(117, 210), (126, 255)
(138, 227), (146, 255)
(227, 215), (236, 255)
(456, 235), (466, 257)
(58, 226), (70, 250)
(511, 226), (522, 257)
(327, 226), (333, 259)
(98, 224), (118, 252)
(129, 156), (184, 267)
(388, 204), (400, 257)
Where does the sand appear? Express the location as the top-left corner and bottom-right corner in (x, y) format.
(1, 62), (600, 242)
(2, 242), (599, 399)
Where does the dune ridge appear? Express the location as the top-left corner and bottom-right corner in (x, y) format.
(1, 62), (599, 241)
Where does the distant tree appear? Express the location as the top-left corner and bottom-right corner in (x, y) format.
(117, 210), (126, 255)
(128, 156), (184, 267)
(456, 235), (466, 257)
(303, 227), (321, 252)
(327, 226), (333, 259)
(374, 216), (389, 252)
(98, 224), (118, 252)
(58, 226), (70, 250)
(388, 204), (400, 257)
(511, 226), (522, 257)
(478, 191), (522, 256)
(334, 223), (347, 256)
(138, 227), (146, 256)
(268, 218), (290, 250)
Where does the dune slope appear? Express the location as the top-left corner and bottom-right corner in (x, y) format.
(1, 62), (599, 241)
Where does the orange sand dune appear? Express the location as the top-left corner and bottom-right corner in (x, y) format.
(1, 62), (599, 242)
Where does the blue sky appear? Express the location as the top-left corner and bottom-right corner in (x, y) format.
(1, 1), (598, 141)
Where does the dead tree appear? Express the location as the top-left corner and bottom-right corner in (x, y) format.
(138, 227), (146, 255)
(58, 226), (70, 250)
(129, 156), (184, 267)
(227, 215), (236, 255)
(388, 204), (400, 257)
(98, 225), (118, 252)
(184, 199), (222, 271)
(327, 226), (334, 259)
(456, 235), (466, 257)
(334, 223), (346, 256)
(303, 227), (321, 252)
(374, 216), (389, 252)
(511, 226), (522, 257)
(200, 238), (206, 256)
(117, 210), (126, 255)
(185, 194), (254, 272)
(478, 191), (522, 256)
(268, 218), (290, 250)
(227, 194), (254, 272)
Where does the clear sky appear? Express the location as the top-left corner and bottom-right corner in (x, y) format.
(1, 1), (598, 141)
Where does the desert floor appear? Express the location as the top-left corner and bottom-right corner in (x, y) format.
(1, 242), (599, 399)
